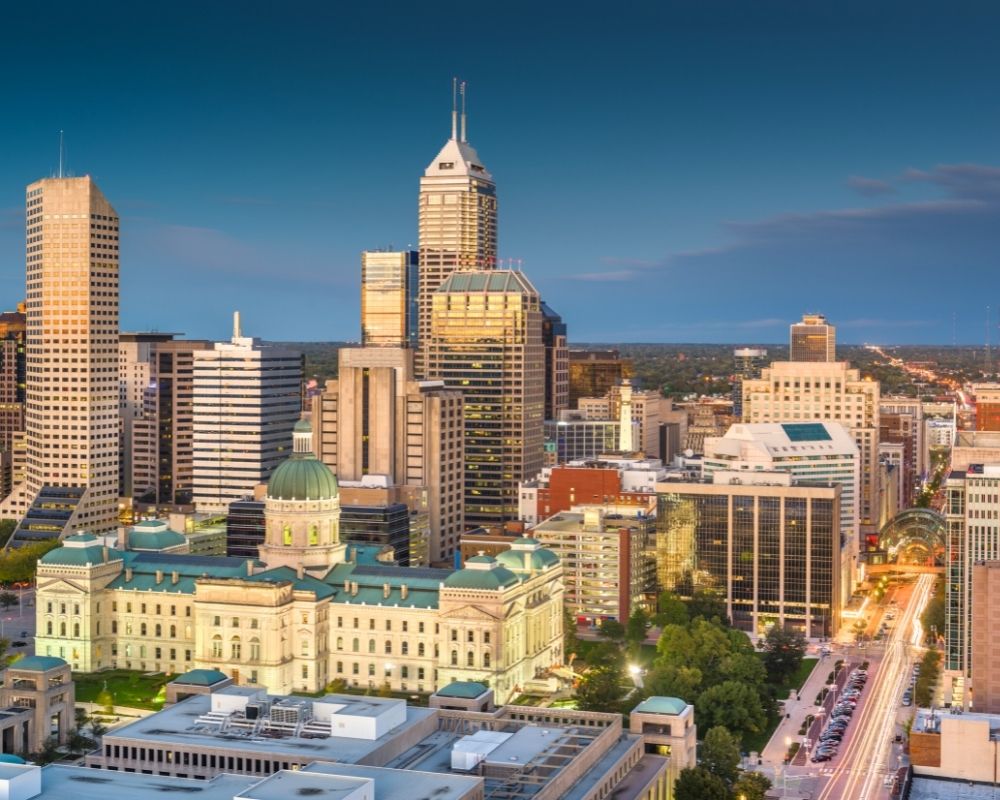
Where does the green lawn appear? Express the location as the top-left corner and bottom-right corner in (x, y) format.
(774, 657), (819, 695)
(72, 670), (176, 711)
(742, 658), (820, 756)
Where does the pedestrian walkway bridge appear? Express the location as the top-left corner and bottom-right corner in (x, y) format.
(875, 508), (945, 567)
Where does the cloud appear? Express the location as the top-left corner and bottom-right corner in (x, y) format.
(846, 175), (895, 197)
(569, 269), (638, 282)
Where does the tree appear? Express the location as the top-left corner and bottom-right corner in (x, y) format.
(0, 540), (60, 585)
(673, 767), (729, 800)
(921, 582), (945, 644)
(66, 728), (96, 755)
(575, 666), (625, 713)
(761, 626), (807, 685)
(0, 520), (15, 549)
(88, 716), (109, 740)
(0, 592), (15, 612)
(687, 588), (728, 624)
(699, 726), (741, 787)
(31, 735), (61, 765)
(625, 608), (649, 647)
(733, 771), (772, 800)
(654, 591), (690, 628)
(695, 681), (767, 743)
(377, 681), (393, 698)
(598, 619), (625, 642)
(645, 663), (702, 702)
(326, 678), (349, 694)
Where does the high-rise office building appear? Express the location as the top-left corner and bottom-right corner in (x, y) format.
(0, 177), (121, 543)
(703, 421), (860, 601)
(880, 396), (925, 507)
(732, 347), (767, 418)
(568, 349), (633, 408)
(416, 90), (497, 358)
(971, 561), (1000, 713)
(360, 250), (418, 348)
(742, 360), (880, 532)
(191, 314), (302, 513)
(541, 302), (569, 420)
(790, 314), (836, 362)
(656, 471), (841, 638)
(426, 270), (544, 526)
(120, 333), (211, 505)
(973, 384), (1000, 432)
(0, 306), (26, 498)
(311, 346), (464, 563)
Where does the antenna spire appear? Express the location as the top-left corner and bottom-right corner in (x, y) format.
(460, 81), (467, 142)
(451, 78), (458, 140)
(58, 130), (64, 178)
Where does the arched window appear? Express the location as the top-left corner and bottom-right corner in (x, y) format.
(309, 525), (318, 546)
(231, 636), (241, 660)
(211, 636), (222, 658)
(451, 651), (458, 666)
(401, 642), (409, 656)
(483, 652), (491, 668)
(368, 639), (375, 654)
(283, 524), (293, 546)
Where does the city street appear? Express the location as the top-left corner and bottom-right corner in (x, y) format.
(771, 574), (934, 799)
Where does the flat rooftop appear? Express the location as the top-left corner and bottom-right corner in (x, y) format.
(911, 776), (999, 799)
(106, 692), (434, 763)
(34, 766), (251, 800)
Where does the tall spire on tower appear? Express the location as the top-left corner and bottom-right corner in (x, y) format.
(451, 78), (458, 140)
(460, 81), (467, 143)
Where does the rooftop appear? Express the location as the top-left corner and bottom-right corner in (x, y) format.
(8, 655), (68, 673)
(632, 696), (689, 716)
(434, 681), (490, 700)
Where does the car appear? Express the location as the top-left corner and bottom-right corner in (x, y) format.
(812, 752), (833, 762)
(902, 694), (912, 707)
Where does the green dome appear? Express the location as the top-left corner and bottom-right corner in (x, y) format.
(267, 421), (339, 501)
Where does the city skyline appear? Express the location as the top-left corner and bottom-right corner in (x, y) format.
(2, 3), (999, 345)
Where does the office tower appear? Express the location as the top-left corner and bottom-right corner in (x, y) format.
(541, 302), (569, 420)
(655, 471), (842, 638)
(703, 421), (860, 602)
(742, 360), (880, 532)
(973, 384), (1000, 431)
(880, 396), (925, 507)
(543, 412), (635, 466)
(0, 177), (120, 543)
(790, 313), (836, 362)
(0, 305), (25, 498)
(311, 346), (464, 563)
(732, 347), (767, 418)
(679, 398), (735, 454)
(191, 314), (302, 513)
(971, 561), (1000, 713)
(360, 250), (418, 348)
(577, 383), (675, 457)
(339, 501), (410, 564)
(416, 89), (497, 357)
(426, 270), (544, 526)
(568, 349), (632, 408)
(224, 498), (266, 558)
(120, 333), (212, 505)
(945, 464), (1000, 686)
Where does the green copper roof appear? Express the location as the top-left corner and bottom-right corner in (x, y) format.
(633, 696), (689, 716)
(247, 566), (337, 599)
(436, 681), (490, 699)
(267, 451), (338, 501)
(173, 669), (229, 686)
(40, 545), (122, 567)
(444, 560), (520, 591)
(496, 547), (560, 572)
(10, 655), (67, 672)
(127, 528), (187, 551)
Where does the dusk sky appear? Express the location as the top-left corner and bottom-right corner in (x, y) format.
(2, 1), (999, 344)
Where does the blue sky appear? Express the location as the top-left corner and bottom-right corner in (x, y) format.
(1, 1), (999, 344)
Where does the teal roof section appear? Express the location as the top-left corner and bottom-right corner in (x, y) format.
(40, 544), (122, 567)
(438, 270), (538, 296)
(246, 566), (337, 599)
(66, 532), (98, 543)
(443, 559), (520, 591)
(107, 553), (262, 595)
(127, 528), (187, 551)
(10, 655), (67, 672)
(0, 755), (24, 765)
(496, 547), (560, 572)
(781, 423), (833, 442)
(465, 555), (495, 565)
(436, 681), (490, 699)
(633, 696), (689, 715)
(324, 563), (449, 609)
(173, 669), (228, 687)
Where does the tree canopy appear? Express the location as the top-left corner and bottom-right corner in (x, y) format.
(674, 767), (730, 800)
(760, 626), (807, 684)
(699, 726), (741, 787)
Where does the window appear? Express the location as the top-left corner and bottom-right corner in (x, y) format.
(46, 621), (52, 635)
(249, 639), (261, 661)
(301, 640), (309, 656)
(369, 619), (375, 630)
(451, 651), (458, 666)
(451, 630), (458, 642)
(213, 616), (221, 626)
(46, 602), (52, 613)
(231, 638), (241, 660)
(309, 525), (318, 546)
(368, 639), (375, 654)
(112, 621), (117, 634)
(352, 638), (359, 652)
(336, 637), (343, 650)
(155, 624), (162, 637)
(401, 642), (409, 656)
(418, 622), (424, 634)
(302, 665), (309, 679)
(418, 668), (425, 680)
(169, 625), (176, 638)
(483, 632), (490, 644)
(418, 643), (425, 657)
(211, 636), (222, 659)
(384, 641), (392, 655)
(73, 623), (80, 637)
(250, 619), (259, 630)
(368, 664), (375, 676)
(140, 623), (147, 636)
(231, 618), (240, 628)
(467, 651), (474, 667)
(283, 524), (292, 545)
(467, 631), (474, 643)
(402, 621), (408, 633)
(483, 652), (491, 668)
(401, 666), (409, 679)
(385, 620), (392, 631)
(352, 663), (359, 675)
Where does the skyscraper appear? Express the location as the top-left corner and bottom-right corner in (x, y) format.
(119, 333), (211, 505)
(568, 349), (633, 408)
(416, 85), (497, 358)
(426, 270), (544, 526)
(191, 314), (302, 513)
(790, 313), (836, 362)
(0, 177), (120, 542)
(732, 347), (767, 418)
(0, 305), (26, 498)
(541, 301), (568, 420)
(360, 250), (418, 348)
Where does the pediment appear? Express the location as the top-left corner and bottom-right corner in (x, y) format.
(439, 604), (502, 622)
(37, 578), (87, 595)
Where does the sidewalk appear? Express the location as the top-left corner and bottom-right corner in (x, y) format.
(758, 654), (839, 767)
